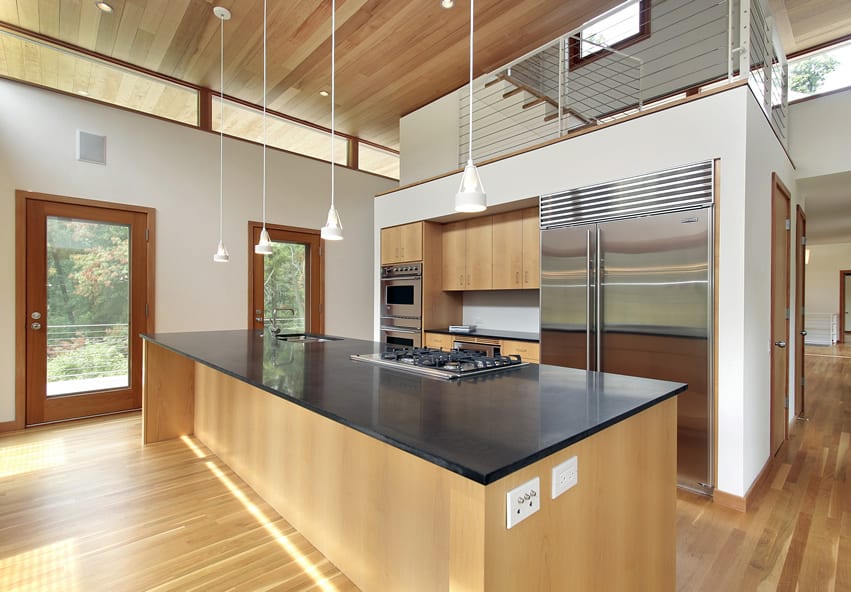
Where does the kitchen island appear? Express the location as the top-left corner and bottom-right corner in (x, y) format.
(142, 330), (685, 592)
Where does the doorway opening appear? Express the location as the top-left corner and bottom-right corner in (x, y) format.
(839, 270), (851, 344)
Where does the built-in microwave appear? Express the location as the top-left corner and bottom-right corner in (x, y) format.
(380, 263), (422, 320)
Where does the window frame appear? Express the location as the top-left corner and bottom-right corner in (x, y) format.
(568, 0), (651, 70)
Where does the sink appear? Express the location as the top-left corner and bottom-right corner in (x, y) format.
(275, 333), (339, 343)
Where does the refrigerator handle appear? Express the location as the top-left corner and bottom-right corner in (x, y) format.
(595, 226), (602, 372)
(586, 229), (591, 371)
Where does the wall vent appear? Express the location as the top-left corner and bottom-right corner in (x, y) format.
(76, 130), (106, 165)
(540, 160), (714, 229)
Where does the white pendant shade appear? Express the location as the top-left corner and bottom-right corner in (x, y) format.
(213, 240), (230, 262)
(455, 0), (487, 213)
(455, 159), (487, 212)
(321, 204), (343, 240)
(255, 228), (273, 255)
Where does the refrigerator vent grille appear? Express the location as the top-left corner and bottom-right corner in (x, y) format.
(540, 161), (714, 229)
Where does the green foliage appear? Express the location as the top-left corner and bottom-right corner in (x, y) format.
(47, 340), (128, 382)
(790, 54), (839, 94)
(264, 242), (307, 332)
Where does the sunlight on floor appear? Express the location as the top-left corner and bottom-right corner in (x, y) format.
(0, 539), (79, 592)
(0, 438), (66, 478)
(179, 435), (207, 459)
(204, 460), (340, 592)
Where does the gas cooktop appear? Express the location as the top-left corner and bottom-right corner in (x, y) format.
(350, 346), (528, 380)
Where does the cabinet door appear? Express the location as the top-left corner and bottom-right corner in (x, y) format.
(424, 332), (454, 350)
(398, 222), (423, 262)
(442, 221), (467, 290)
(502, 340), (540, 363)
(466, 217), (493, 290)
(381, 226), (400, 264)
(522, 208), (540, 289)
(492, 211), (524, 289)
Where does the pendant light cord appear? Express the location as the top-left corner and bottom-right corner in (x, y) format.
(467, 0), (474, 163)
(262, 0), (267, 229)
(330, 0), (336, 209)
(219, 15), (225, 242)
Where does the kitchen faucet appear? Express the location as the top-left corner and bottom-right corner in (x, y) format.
(270, 307), (296, 334)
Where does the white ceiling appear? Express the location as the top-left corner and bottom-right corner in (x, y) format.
(798, 172), (851, 244)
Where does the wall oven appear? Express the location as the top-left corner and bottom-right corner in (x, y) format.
(380, 262), (422, 347)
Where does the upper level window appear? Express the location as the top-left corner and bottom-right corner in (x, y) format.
(569, 0), (650, 68)
(788, 40), (851, 102)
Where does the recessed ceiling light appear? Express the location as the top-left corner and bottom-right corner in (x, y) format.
(319, 90), (329, 97)
(95, 1), (114, 13)
(441, 0), (455, 8)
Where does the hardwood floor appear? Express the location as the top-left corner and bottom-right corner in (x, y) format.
(1, 344), (848, 591)
(678, 343), (851, 591)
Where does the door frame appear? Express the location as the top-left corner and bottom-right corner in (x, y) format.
(247, 221), (325, 334)
(794, 205), (806, 417)
(769, 173), (791, 455)
(10, 190), (155, 432)
(839, 270), (851, 343)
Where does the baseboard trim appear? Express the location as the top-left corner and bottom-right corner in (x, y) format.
(713, 443), (780, 512)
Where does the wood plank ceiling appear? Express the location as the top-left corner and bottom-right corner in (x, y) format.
(0, 0), (849, 150)
(0, 0), (625, 150)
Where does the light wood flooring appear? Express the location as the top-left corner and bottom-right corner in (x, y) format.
(1, 344), (849, 591)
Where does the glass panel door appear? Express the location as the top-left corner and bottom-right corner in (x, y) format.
(25, 197), (150, 425)
(46, 217), (131, 396)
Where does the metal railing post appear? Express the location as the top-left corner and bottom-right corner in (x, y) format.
(739, 0), (751, 81)
(558, 37), (566, 136)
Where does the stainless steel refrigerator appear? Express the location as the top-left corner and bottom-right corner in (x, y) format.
(540, 161), (714, 495)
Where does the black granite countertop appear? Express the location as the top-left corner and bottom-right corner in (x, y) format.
(142, 330), (685, 485)
(424, 328), (540, 342)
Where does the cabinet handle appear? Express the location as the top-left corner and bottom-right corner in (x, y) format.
(467, 274), (471, 286)
(515, 271), (520, 284)
(524, 271), (529, 283)
(460, 274), (464, 287)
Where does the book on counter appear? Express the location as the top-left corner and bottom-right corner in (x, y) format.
(448, 325), (476, 333)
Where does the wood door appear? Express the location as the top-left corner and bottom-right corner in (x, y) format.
(466, 216), (493, 290)
(22, 193), (152, 426)
(841, 271), (851, 343)
(795, 205), (806, 418)
(770, 174), (791, 456)
(492, 210), (523, 289)
(441, 221), (467, 290)
(249, 223), (324, 333)
(522, 207), (540, 289)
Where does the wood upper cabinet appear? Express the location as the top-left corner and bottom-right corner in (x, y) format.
(381, 222), (423, 264)
(522, 207), (540, 289)
(443, 218), (492, 290)
(492, 210), (524, 289)
(441, 221), (467, 290)
(466, 217), (493, 290)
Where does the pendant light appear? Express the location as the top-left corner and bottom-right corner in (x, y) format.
(321, 0), (343, 241)
(254, 0), (273, 255)
(455, 0), (487, 213)
(213, 6), (231, 263)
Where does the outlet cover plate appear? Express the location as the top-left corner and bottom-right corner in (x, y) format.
(506, 476), (540, 529)
(552, 456), (578, 499)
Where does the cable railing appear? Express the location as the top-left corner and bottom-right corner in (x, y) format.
(46, 323), (129, 396)
(460, 0), (788, 164)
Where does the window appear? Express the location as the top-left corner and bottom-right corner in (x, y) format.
(358, 143), (400, 179)
(788, 40), (851, 102)
(569, 0), (650, 68)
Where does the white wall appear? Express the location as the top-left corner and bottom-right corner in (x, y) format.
(377, 85), (796, 498)
(0, 79), (396, 424)
(805, 242), (851, 314)
(740, 92), (798, 496)
(789, 88), (851, 179)
(399, 90), (461, 185)
(462, 291), (540, 332)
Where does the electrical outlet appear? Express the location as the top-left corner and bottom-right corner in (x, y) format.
(506, 477), (540, 529)
(552, 456), (578, 499)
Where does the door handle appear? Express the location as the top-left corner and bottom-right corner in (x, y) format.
(31, 322), (42, 330)
(800, 330), (807, 336)
(31, 311), (42, 320)
(774, 340), (787, 348)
